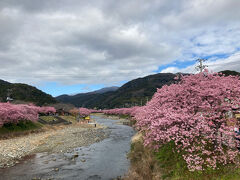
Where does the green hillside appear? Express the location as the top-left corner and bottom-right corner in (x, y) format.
(0, 79), (57, 106)
(56, 73), (177, 109)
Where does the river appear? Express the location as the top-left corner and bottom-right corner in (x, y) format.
(0, 115), (135, 180)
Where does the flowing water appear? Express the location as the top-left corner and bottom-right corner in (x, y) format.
(0, 115), (135, 180)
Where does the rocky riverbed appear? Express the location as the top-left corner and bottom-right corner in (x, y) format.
(0, 123), (109, 168)
(0, 115), (135, 180)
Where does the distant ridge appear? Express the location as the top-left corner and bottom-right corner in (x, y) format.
(92, 86), (119, 94)
(56, 73), (177, 109)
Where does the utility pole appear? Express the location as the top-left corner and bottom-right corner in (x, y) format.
(196, 59), (208, 72)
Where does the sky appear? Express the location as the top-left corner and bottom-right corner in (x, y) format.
(0, 0), (240, 96)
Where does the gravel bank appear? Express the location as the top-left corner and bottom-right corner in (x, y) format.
(0, 123), (109, 168)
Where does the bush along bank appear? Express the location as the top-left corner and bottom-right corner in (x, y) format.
(125, 134), (240, 180)
(124, 132), (162, 180)
(0, 120), (43, 139)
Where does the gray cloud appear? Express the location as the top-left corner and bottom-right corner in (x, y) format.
(0, 0), (240, 87)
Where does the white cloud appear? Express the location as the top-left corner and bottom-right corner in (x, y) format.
(161, 52), (240, 74)
(0, 0), (240, 87)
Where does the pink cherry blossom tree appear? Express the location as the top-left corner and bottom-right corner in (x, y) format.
(0, 103), (40, 126)
(38, 106), (56, 115)
(102, 106), (140, 117)
(0, 103), (57, 127)
(134, 70), (240, 171)
(79, 107), (91, 117)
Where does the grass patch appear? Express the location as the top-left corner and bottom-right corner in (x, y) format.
(0, 120), (42, 138)
(125, 136), (161, 180)
(59, 115), (77, 123)
(125, 140), (240, 180)
(40, 115), (77, 123)
(155, 142), (240, 180)
(119, 114), (131, 119)
(40, 115), (57, 122)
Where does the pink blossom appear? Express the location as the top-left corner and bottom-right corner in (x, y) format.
(134, 70), (240, 171)
(0, 103), (57, 126)
(79, 108), (91, 117)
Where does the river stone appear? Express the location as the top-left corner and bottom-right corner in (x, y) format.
(73, 154), (79, 158)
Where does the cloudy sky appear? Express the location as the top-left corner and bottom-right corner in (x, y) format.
(0, 0), (240, 96)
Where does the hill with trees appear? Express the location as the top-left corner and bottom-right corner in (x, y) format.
(0, 79), (57, 106)
(56, 73), (177, 109)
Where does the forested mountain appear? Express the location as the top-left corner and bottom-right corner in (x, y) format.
(0, 79), (57, 106)
(56, 73), (177, 109)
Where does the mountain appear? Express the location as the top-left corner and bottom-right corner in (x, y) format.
(0, 79), (57, 106)
(56, 73), (177, 109)
(56, 86), (120, 108)
(92, 86), (119, 94)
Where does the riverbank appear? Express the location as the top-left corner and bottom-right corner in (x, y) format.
(0, 114), (135, 180)
(0, 121), (44, 140)
(124, 133), (240, 180)
(123, 133), (162, 180)
(0, 122), (108, 168)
